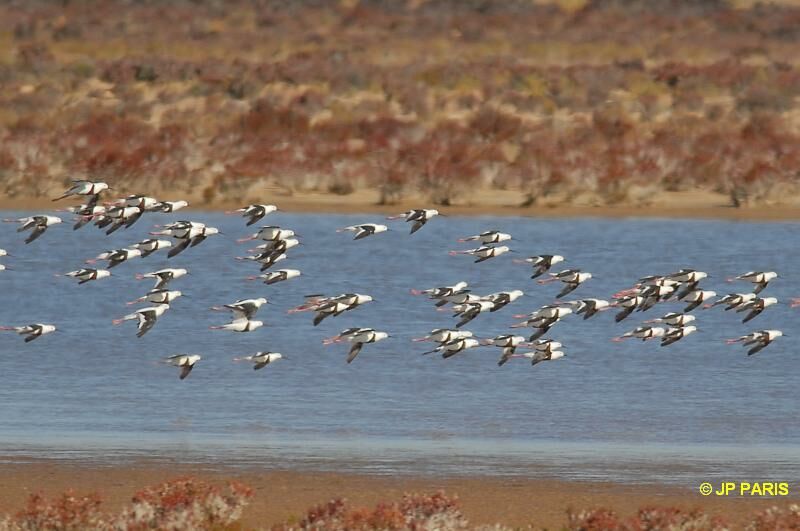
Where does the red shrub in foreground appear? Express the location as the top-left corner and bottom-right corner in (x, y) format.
(12, 491), (104, 530)
(567, 505), (728, 531)
(0, 478), (252, 531)
(746, 503), (800, 531)
(272, 491), (466, 531)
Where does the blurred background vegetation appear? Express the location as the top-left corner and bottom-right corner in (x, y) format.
(1, 0), (800, 208)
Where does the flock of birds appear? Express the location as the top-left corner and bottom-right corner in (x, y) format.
(0, 179), (794, 380)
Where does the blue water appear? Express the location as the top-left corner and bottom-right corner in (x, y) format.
(0, 210), (798, 485)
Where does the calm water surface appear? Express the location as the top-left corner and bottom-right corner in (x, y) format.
(0, 210), (798, 485)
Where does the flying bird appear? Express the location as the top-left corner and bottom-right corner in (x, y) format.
(112, 304), (170, 337)
(4, 215), (62, 243)
(516, 255), (565, 279)
(728, 271), (778, 294)
(234, 352), (285, 370)
(449, 245), (512, 263)
(163, 354), (201, 380)
(326, 328), (389, 363)
(61, 268), (111, 285)
(726, 330), (783, 356)
(247, 269), (301, 285)
(457, 230), (511, 244)
(227, 204), (278, 226)
(661, 325), (698, 347)
(0, 323), (56, 343)
(209, 319), (264, 332)
(538, 269), (592, 298)
(386, 209), (440, 234)
(132, 239), (172, 257)
(337, 224), (388, 240)
(136, 268), (188, 290)
(52, 180), (109, 201)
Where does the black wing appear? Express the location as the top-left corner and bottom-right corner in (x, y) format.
(24, 226), (46, 244)
(179, 364), (194, 380)
(168, 239), (191, 258)
(346, 342), (363, 363)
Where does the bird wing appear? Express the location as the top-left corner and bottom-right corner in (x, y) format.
(346, 342), (363, 363)
(179, 365), (194, 380)
(24, 226), (47, 244)
(136, 311), (158, 337)
(167, 238), (191, 258)
(354, 226), (374, 240)
(124, 209), (143, 228)
(189, 234), (207, 248)
(409, 220), (426, 234)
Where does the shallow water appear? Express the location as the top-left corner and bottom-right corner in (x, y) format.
(0, 210), (798, 485)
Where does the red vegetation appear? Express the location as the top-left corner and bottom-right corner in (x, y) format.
(1, 1), (800, 206)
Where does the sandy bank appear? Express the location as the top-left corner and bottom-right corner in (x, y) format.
(2, 188), (800, 221)
(0, 461), (793, 528)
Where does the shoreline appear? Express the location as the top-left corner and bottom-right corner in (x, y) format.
(2, 190), (800, 221)
(0, 460), (793, 528)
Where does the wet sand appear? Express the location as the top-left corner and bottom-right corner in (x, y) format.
(0, 461), (793, 528)
(2, 189), (800, 221)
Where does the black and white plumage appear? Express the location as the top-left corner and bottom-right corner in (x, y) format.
(0, 323), (56, 343)
(4, 215), (62, 243)
(87, 248), (142, 268)
(682, 290), (717, 312)
(736, 297), (778, 323)
(726, 329), (783, 356)
(234, 352), (284, 370)
(96, 206), (143, 234)
(517, 254), (565, 279)
(66, 204), (106, 230)
(52, 180), (109, 201)
(325, 328), (389, 363)
(63, 268), (111, 285)
(311, 294), (373, 326)
(112, 304), (170, 337)
(449, 245), (511, 263)
(127, 289), (183, 306)
(211, 298), (268, 320)
(209, 319), (264, 332)
(644, 312), (695, 327)
(227, 204), (278, 226)
(237, 226), (295, 243)
(612, 295), (645, 322)
(250, 238), (300, 254)
(517, 349), (566, 367)
(166, 225), (220, 258)
(569, 298), (610, 320)
(483, 290), (524, 312)
(337, 223), (388, 240)
(136, 268), (188, 290)
(410, 281), (468, 300)
(387, 209), (440, 234)
(538, 269), (592, 298)
(706, 293), (756, 311)
(661, 325), (697, 347)
(457, 230), (511, 245)
(164, 354), (201, 380)
(247, 269), (302, 285)
(423, 337), (480, 358)
(728, 271), (778, 294)
(482, 334), (526, 366)
(613, 326), (666, 342)
(411, 329), (473, 344)
(150, 200), (188, 213)
(132, 239), (172, 257)
(451, 300), (495, 328)
(115, 194), (158, 212)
